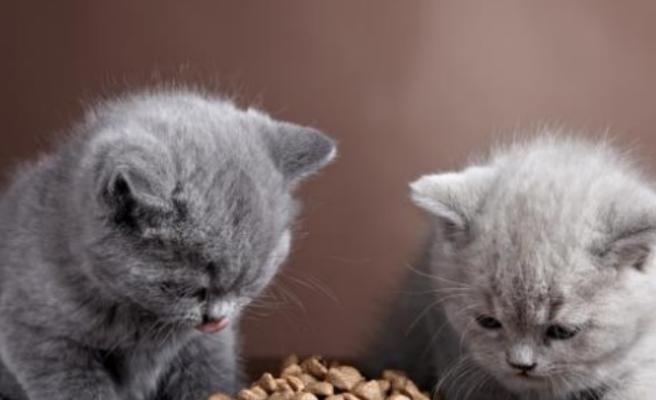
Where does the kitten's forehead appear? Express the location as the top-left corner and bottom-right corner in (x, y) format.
(490, 270), (560, 326)
(472, 235), (608, 327)
(477, 137), (653, 251)
(469, 219), (596, 325)
(110, 92), (293, 260)
(486, 182), (597, 247)
(173, 168), (289, 255)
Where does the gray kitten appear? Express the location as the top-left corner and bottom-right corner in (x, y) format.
(370, 135), (656, 400)
(0, 89), (336, 400)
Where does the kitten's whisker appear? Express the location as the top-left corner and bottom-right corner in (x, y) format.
(460, 365), (484, 400)
(399, 285), (475, 296)
(278, 272), (340, 305)
(295, 272), (341, 305)
(247, 300), (281, 309)
(242, 312), (270, 321)
(253, 288), (290, 308)
(275, 282), (307, 314)
(433, 354), (474, 398)
(248, 294), (290, 309)
(268, 282), (306, 313)
(458, 318), (477, 354)
(470, 369), (493, 400)
(450, 360), (479, 400)
(420, 303), (480, 360)
(243, 307), (271, 318)
(254, 283), (316, 333)
(405, 302), (438, 337)
(405, 292), (470, 337)
(431, 286), (475, 294)
(402, 261), (471, 289)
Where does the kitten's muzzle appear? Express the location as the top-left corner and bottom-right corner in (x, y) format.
(506, 343), (538, 374)
(507, 360), (537, 373)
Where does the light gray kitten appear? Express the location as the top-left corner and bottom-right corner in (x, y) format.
(0, 89), (336, 400)
(371, 135), (656, 400)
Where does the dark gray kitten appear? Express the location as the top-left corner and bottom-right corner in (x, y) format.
(0, 89), (336, 400)
(369, 135), (656, 400)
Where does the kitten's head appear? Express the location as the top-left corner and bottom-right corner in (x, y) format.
(411, 136), (656, 396)
(73, 90), (336, 330)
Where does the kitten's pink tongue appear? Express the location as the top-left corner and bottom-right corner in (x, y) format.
(196, 317), (229, 333)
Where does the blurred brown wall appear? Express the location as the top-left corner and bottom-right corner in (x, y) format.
(3, 0), (656, 360)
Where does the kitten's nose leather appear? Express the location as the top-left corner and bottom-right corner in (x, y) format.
(508, 361), (537, 372)
(506, 343), (537, 373)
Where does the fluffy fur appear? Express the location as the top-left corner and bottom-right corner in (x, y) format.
(0, 89), (336, 400)
(370, 134), (656, 400)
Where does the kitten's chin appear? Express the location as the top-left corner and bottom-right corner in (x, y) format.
(498, 372), (552, 393)
(500, 372), (583, 398)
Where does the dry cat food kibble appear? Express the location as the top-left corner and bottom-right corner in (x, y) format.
(209, 356), (438, 400)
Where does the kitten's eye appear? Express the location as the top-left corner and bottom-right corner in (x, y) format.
(546, 324), (579, 340)
(476, 315), (503, 330)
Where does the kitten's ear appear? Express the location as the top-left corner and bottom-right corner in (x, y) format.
(410, 166), (496, 242)
(601, 226), (656, 271)
(101, 167), (170, 230)
(266, 123), (337, 183)
(599, 190), (656, 271)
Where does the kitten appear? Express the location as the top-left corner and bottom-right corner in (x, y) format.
(0, 88), (336, 400)
(370, 135), (656, 400)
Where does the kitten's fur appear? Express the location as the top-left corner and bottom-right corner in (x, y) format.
(0, 89), (336, 400)
(370, 135), (656, 400)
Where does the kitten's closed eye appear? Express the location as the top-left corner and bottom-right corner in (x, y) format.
(476, 315), (503, 330)
(159, 281), (207, 301)
(545, 324), (579, 340)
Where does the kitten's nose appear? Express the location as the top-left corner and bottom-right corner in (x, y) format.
(506, 343), (537, 373)
(507, 360), (537, 373)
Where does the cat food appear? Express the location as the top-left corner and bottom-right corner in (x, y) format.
(208, 356), (436, 400)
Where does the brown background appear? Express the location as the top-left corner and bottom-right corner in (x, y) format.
(3, 1), (656, 361)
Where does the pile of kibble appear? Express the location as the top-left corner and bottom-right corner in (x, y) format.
(209, 355), (436, 400)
